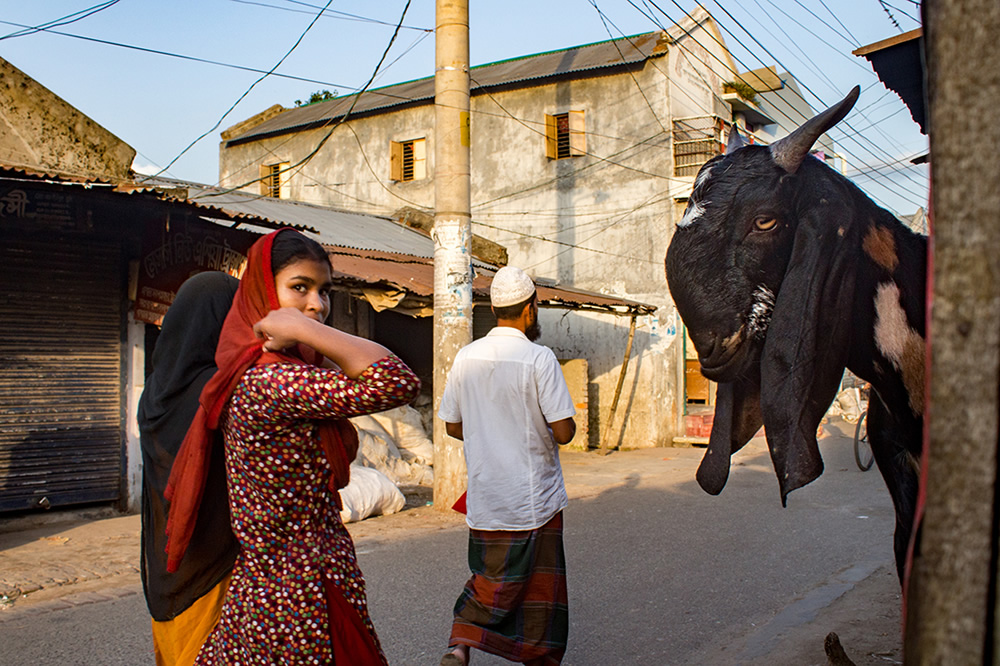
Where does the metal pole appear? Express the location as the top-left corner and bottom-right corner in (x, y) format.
(432, 0), (472, 512)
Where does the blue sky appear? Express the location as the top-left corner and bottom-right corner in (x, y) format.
(0, 0), (926, 214)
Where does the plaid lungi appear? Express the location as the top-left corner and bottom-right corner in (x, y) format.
(450, 512), (568, 665)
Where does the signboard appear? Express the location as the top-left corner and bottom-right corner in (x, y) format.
(134, 220), (258, 325)
(0, 186), (76, 229)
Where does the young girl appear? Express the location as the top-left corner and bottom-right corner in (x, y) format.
(165, 229), (420, 665)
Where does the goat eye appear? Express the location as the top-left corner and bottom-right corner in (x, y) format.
(754, 217), (778, 231)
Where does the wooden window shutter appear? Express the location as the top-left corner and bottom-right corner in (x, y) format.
(390, 141), (403, 181)
(412, 138), (426, 180)
(544, 114), (558, 159)
(278, 161), (290, 199)
(569, 110), (586, 156)
(259, 164), (270, 196)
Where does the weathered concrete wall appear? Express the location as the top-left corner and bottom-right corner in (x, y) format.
(0, 57), (135, 180)
(543, 305), (679, 450)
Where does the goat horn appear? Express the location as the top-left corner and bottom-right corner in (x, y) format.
(769, 85), (861, 174)
(726, 125), (746, 154)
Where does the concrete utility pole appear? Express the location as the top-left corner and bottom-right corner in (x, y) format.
(906, 0), (1000, 662)
(432, 0), (472, 512)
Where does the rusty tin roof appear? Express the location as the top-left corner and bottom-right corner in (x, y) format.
(327, 246), (656, 316)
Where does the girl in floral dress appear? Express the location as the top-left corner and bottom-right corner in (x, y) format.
(164, 229), (420, 665)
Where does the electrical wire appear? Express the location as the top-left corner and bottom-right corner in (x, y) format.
(649, 0), (928, 209)
(700, 0), (929, 203)
(790, 0), (858, 47)
(0, 0), (121, 41)
(227, 0), (431, 32)
(754, 0), (875, 81)
(879, 0), (921, 24)
(193, 0), (414, 201)
(143, 0), (336, 180)
(626, 0), (926, 210)
(817, 0), (862, 46)
(751, 0), (922, 186)
(588, 0), (668, 133)
(218, 0), (924, 231)
(0, 20), (358, 90)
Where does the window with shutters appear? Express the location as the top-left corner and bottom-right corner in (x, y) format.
(390, 138), (426, 182)
(259, 162), (289, 198)
(544, 110), (586, 160)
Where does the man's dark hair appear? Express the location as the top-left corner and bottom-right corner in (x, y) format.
(492, 292), (536, 320)
(271, 229), (332, 275)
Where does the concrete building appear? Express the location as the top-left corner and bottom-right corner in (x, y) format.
(218, 7), (826, 447)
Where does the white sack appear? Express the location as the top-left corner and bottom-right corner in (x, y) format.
(368, 406), (435, 464)
(351, 413), (434, 487)
(827, 388), (864, 423)
(339, 463), (405, 524)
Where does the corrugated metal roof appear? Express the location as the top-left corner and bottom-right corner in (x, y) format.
(0, 167), (449, 259)
(326, 246), (657, 315)
(134, 175), (443, 257)
(227, 31), (668, 146)
(0, 164), (304, 234)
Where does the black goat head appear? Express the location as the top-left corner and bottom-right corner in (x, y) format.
(665, 86), (861, 503)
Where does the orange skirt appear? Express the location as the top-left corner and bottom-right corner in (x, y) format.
(151, 575), (230, 666)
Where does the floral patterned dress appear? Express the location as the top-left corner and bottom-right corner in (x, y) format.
(196, 354), (420, 665)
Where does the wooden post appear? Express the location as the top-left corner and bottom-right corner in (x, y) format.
(431, 0), (472, 512)
(599, 314), (637, 455)
(907, 0), (1000, 661)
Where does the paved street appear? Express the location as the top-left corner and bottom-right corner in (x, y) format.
(0, 421), (901, 665)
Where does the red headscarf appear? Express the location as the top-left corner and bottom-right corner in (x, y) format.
(164, 229), (358, 573)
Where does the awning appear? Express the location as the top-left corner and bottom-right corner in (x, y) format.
(325, 246), (657, 317)
(853, 29), (926, 134)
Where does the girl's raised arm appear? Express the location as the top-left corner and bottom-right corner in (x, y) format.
(253, 307), (391, 379)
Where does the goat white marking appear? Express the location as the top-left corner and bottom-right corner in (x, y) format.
(722, 326), (744, 351)
(873, 282), (925, 415)
(747, 286), (775, 339)
(679, 199), (706, 228)
(694, 164), (714, 190)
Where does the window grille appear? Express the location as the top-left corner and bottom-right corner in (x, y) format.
(672, 116), (726, 177)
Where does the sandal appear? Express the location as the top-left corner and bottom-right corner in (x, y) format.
(440, 647), (467, 666)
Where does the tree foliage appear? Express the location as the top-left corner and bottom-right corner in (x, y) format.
(294, 89), (337, 107)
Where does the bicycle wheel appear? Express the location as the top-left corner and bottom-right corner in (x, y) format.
(854, 411), (874, 471)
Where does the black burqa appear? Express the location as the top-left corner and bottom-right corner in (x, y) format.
(137, 272), (240, 622)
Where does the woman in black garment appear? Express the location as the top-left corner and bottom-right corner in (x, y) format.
(137, 272), (239, 666)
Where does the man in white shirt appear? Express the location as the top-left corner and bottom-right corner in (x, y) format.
(438, 266), (576, 666)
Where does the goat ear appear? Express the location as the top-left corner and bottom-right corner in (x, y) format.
(697, 368), (763, 495)
(770, 85), (860, 174)
(759, 205), (856, 505)
(725, 125), (746, 154)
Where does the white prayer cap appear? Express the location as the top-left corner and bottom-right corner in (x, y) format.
(490, 266), (536, 308)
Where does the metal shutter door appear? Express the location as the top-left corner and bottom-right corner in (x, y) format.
(0, 238), (123, 511)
